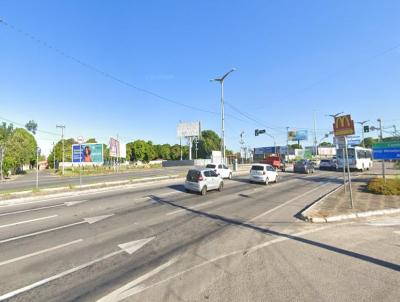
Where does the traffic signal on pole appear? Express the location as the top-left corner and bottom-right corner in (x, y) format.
(363, 125), (369, 133)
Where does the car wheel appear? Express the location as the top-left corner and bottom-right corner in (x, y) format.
(229, 173), (232, 179)
(218, 182), (223, 192)
(185, 188), (190, 193)
(201, 186), (207, 196)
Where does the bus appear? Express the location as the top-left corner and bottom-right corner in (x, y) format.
(336, 146), (373, 171)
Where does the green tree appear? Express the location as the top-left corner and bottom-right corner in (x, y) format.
(85, 138), (97, 143)
(196, 130), (221, 159)
(25, 120), (38, 135)
(129, 140), (148, 161)
(48, 138), (75, 169)
(319, 142), (334, 147)
(290, 143), (302, 149)
(4, 128), (37, 172)
(159, 144), (171, 160)
(361, 137), (378, 148)
(145, 141), (157, 161)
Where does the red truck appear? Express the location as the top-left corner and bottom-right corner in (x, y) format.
(261, 155), (286, 171)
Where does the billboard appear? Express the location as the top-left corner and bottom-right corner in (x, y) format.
(288, 130), (308, 141)
(254, 147), (277, 155)
(333, 115), (355, 137)
(109, 137), (120, 157)
(72, 143), (103, 163)
(177, 121), (201, 137)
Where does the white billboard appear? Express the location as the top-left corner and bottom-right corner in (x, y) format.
(177, 121), (201, 137)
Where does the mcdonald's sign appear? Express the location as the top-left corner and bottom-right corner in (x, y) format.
(333, 115), (355, 136)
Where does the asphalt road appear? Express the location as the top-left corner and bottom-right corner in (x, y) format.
(0, 170), (398, 301)
(0, 167), (189, 192)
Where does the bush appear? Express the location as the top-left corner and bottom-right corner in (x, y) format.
(367, 177), (400, 195)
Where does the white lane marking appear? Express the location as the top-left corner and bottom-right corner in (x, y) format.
(366, 220), (400, 227)
(166, 201), (214, 216)
(0, 214), (113, 244)
(0, 237), (154, 301)
(0, 196), (75, 208)
(248, 183), (330, 222)
(395, 231), (400, 235)
(0, 239), (83, 267)
(116, 225), (333, 297)
(118, 237), (155, 255)
(0, 204), (63, 217)
(97, 258), (177, 302)
(0, 200), (88, 217)
(64, 200), (88, 206)
(0, 215), (58, 229)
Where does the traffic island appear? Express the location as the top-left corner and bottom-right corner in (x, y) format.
(301, 176), (400, 223)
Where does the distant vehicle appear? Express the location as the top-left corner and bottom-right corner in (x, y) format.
(205, 163), (232, 179)
(249, 164), (279, 185)
(319, 159), (337, 171)
(310, 159), (320, 169)
(293, 160), (315, 174)
(261, 155), (286, 171)
(185, 168), (224, 195)
(336, 146), (373, 171)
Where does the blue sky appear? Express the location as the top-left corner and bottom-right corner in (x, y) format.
(1, 0), (400, 155)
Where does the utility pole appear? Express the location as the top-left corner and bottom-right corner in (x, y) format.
(377, 118), (386, 182)
(53, 142), (56, 171)
(240, 131), (245, 164)
(357, 120), (369, 148)
(286, 126), (289, 155)
(56, 125), (66, 175)
(36, 146), (40, 189)
(211, 68), (236, 164)
(0, 145), (4, 181)
(180, 136), (182, 160)
(313, 112), (318, 156)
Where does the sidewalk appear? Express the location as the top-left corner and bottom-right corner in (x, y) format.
(301, 175), (400, 222)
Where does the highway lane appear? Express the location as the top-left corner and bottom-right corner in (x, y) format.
(0, 170), (398, 301)
(0, 166), (189, 192)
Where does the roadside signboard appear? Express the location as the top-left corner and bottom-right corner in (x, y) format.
(72, 143), (103, 163)
(109, 137), (120, 157)
(333, 115), (355, 137)
(254, 146), (276, 155)
(372, 141), (400, 160)
(288, 130), (308, 141)
(346, 135), (361, 146)
(335, 137), (346, 149)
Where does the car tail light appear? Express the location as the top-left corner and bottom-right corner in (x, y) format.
(263, 171), (266, 175)
(197, 175), (203, 182)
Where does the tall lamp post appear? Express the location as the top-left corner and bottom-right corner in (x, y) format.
(56, 125), (66, 175)
(357, 120), (369, 147)
(211, 68), (236, 164)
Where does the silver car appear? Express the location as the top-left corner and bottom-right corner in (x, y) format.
(184, 168), (224, 195)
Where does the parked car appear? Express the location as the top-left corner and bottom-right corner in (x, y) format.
(205, 163), (232, 179)
(249, 164), (278, 185)
(310, 159), (320, 169)
(293, 160), (315, 174)
(184, 168), (224, 195)
(319, 159), (338, 171)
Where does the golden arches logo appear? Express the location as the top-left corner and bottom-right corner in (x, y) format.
(335, 115), (351, 128)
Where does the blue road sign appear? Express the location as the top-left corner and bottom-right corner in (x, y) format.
(373, 147), (400, 160)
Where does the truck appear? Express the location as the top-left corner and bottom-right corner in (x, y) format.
(261, 154), (287, 171)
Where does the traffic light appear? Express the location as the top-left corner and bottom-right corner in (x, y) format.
(363, 125), (369, 133)
(255, 129), (266, 136)
(255, 129), (259, 136)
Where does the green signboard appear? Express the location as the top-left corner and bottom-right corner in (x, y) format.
(372, 141), (400, 149)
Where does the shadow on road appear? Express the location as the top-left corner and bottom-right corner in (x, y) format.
(148, 194), (400, 272)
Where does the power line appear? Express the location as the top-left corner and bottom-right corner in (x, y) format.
(0, 17), (222, 116)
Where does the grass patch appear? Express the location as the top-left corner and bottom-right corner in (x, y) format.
(367, 177), (400, 195)
(32, 188), (41, 193)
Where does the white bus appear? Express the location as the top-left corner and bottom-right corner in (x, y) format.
(336, 146), (373, 171)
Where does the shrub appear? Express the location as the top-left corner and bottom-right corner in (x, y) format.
(367, 177), (400, 195)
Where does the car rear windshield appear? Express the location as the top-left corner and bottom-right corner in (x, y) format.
(321, 160), (330, 163)
(206, 164), (216, 169)
(251, 165), (264, 171)
(186, 170), (200, 182)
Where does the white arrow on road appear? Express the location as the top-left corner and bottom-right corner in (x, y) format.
(0, 214), (114, 244)
(0, 200), (88, 217)
(0, 237), (155, 301)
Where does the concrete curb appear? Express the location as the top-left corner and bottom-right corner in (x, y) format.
(308, 208), (400, 223)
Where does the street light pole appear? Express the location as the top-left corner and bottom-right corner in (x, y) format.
(56, 125), (66, 175)
(357, 120), (369, 148)
(377, 118), (386, 182)
(211, 68), (236, 164)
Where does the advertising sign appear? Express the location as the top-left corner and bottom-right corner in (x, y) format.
(109, 137), (120, 157)
(373, 141), (400, 160)
(333, 115), (355, 137)
(346, 135), (361, 147)
(254, 147), (276, 155)
(177, 121), (201, 137)
(288, 130), (308, 141)
(72, 144), (103, 163)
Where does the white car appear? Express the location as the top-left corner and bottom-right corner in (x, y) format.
(249, 164), (278, 185)
(184, 168), (224, 195)
(206, 163), (232, 179)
